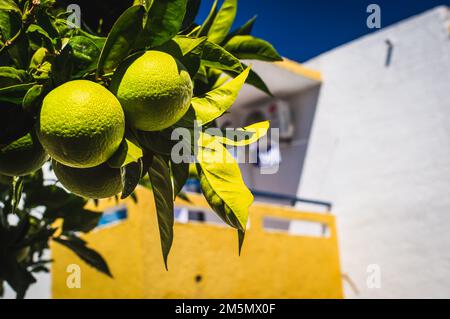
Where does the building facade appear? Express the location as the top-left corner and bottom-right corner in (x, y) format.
(299, 6), (450, 298)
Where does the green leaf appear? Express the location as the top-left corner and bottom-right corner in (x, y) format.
(170, 161), (189, 198)
(53, 236), (112, 278)
(124, 139), (144, 166)
(108, 138), (144, 169)
(148, 154), (174, 270)
(193, 65), (208, 84)
(197, 0), (218, 37)
(155, 35), (206, 77)
(29, 47), (49, 70)
(22, 84), (44, 113)
(191, 66), (250, 125)
(74, 29), (106, 51)
(211, 120), (269, 146)
(172, 35), (206, 55)
(120, 159), (143, 199)
(0, 9), (28, 68)
(0, 66), (31, 88)
(51, 44), (73, 86)
(35, 9), (59, 40)
(0, 0), (21, 13)
(197, 134), (253, 230)
(0, 83), (36, 104)
(19, 225), (56, 248)
(177, 191), (191, 203)
(68, 36), (102, 77)
(238, 229), (245, 255)
(205, 121), (270, 146)
(224, 35), (282, 61)
(132, 130), (175, 156)
(207, 0), (237, 44)
(201, 40), (243, 72)
(181, 0), (201, 31)
(27, 185), (85, 212)
(96, 5), (145, 76)
(1, 256), (36, 299)
(62, 209), (102, 233)
(26, 24), (55, 52)
(224, 15), (257, 43)
(135, 0), (188, 49)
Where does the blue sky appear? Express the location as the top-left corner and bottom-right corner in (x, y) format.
(197, 0), (450, 62)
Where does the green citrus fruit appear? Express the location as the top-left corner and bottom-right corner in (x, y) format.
(110, 50), (193, 131)
(0, 133), (48, 176)
(38, 80), (125, 168)
(52, 160), (122, 199)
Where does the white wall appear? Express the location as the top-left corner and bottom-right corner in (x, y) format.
(299, 6), (450, 298)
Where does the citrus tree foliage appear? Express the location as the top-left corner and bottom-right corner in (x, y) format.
(0, 0), (281, 298)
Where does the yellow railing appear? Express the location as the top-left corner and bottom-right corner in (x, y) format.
(52, 188), (343, 298)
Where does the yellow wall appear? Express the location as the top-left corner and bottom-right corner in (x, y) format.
(52, 188), (343, 298)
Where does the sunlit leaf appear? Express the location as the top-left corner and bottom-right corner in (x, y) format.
(207, 120), (269, 146)
(124, 139), (144, 166)
(191, 66), (250, 125)
(225, 35), (282, 61)
(207, 0), (237, 44)
(197, 134), (253, 231)
(172, 35), (206, 55)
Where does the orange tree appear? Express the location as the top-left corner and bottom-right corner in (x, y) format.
(0, 0), (281, 298)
